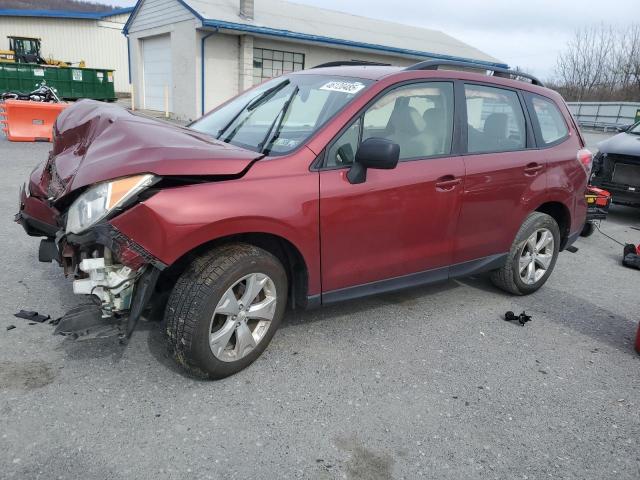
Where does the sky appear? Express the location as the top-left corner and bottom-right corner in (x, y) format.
(107, 0), (637, 81)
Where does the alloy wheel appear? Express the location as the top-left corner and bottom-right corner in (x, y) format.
(209, 273), (277, 362)
(518, 228), (554, 285)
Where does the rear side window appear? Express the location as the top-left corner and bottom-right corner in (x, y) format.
(531, 95), (569, 145)
(465, 84), (526, 153)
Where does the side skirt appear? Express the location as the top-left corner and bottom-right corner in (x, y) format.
(311, 253), (508, 307)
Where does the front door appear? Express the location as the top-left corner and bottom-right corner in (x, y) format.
(319, 81), (464, 300)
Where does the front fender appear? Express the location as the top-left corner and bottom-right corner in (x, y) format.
(110, 161), (321, 294)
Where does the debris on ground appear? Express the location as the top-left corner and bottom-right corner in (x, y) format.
(14, 310), (50, 323)
(504, 311), (532, 326)
(622, 244), (640, 270)
(6, 325), (16, 331)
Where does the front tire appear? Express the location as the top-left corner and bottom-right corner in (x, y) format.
(491, 212), (560, 295)
(165, 243), (288, 379)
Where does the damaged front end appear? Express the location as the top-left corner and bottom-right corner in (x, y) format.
(19, 171), (166, 340)
(16, 100), (260, 339)
(32, 219), (165, 339)
(50, 223), (165, 339)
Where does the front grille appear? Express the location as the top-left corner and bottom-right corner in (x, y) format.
(612, 163), (640, 188)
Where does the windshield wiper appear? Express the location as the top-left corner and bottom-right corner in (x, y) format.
(247, 79), (290, 111)
(258, 85), (299, 155)
(216, 79), (290, 140)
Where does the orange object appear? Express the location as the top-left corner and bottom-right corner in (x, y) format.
(0, 100), (68, 142)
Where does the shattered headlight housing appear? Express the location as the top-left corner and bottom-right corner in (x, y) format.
(66, 174), (156, 234)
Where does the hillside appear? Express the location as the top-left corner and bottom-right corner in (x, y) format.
(2, 0), (118, 12)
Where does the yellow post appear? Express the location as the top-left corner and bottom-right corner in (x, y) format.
(164, 85), (169, 118)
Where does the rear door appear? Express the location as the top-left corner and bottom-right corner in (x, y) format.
(319, 81), (465, 299)
(453, 83), (544, 265)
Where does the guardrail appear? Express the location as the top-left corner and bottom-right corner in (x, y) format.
(567, 102), (640, 131)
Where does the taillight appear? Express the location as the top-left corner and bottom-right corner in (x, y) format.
(577, 148), (593, 174)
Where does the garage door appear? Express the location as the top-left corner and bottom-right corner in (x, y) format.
(142, 35), (171, 111)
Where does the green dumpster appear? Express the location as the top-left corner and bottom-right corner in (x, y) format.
(0, 63), (116, 101)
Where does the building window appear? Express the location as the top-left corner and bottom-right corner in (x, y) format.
(253, 48), (305, 84)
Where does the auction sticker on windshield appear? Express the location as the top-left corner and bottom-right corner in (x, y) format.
(320, 81), (366, 95)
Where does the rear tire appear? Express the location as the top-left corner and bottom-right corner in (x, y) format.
(491, 212), (560, 295)
(580, 222), (595, 237)
(165, 243), (288, 379)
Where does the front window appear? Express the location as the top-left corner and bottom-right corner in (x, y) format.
(191, 75), (372, 155)
(629, 122), (640, 134)
(326, 81), (455, 167)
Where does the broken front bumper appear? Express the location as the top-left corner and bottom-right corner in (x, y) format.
(16, 187), (166, 338)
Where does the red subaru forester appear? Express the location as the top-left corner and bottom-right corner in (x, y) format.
(16, 61), (590, 378)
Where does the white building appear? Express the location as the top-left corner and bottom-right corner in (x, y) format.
(125, 0), (505, 121)
(0, 7), (133, 93)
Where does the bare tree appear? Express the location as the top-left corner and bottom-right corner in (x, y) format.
(553, 24), (640, 101)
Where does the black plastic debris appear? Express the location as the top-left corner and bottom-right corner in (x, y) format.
(623, 244), (640, 270)
(504, 311), (532, 326)
(14, 310), (50, 323)
(6, 325), (16, 331)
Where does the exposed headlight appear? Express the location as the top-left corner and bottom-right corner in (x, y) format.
(66, 174), (156, 234)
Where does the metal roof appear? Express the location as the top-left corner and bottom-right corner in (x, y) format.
(0, 8), (134, 20)
(124, 0), (507, 69)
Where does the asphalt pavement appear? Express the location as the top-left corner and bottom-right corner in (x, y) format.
(0, 130), (638, 480)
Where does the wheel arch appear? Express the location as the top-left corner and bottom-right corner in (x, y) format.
(157, 232), (311, 310)
(535, 201), (571, 250)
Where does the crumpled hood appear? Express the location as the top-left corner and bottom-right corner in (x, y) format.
(598, 132), (640, 157)
(37, 100), (260, 200)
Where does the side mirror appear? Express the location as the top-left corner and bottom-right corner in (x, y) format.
(347, 137), (400, 184)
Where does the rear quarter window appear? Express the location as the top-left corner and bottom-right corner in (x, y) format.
(531, 95), (569, 145)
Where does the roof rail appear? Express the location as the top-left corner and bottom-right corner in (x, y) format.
(312, 60), (391, 69)
(405, 60), (545, 87)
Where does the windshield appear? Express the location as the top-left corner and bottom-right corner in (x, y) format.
(629, 122), (640, 134)
(190, 75), (372, 155)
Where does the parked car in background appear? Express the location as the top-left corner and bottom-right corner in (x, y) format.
(15, 60), (589, 378)
(591, 121), (640, 206)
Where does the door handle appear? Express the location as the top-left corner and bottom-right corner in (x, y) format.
(435, 175), (462, 191)
(524, 163), (544, 175)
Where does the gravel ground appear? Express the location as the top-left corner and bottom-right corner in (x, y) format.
(0, 130), (638, 480)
